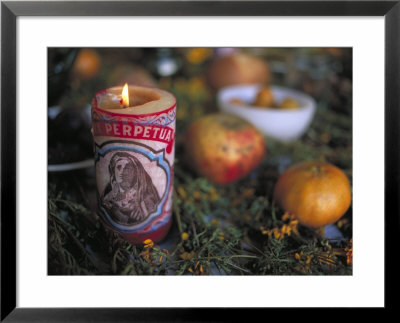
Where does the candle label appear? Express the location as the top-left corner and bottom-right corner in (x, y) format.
(92, 105), (176, 237)
(92, 106), (175, 154)
(94, 141), (172, 234)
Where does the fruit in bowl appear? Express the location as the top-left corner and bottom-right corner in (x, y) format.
(252, 86), (301, 110)
(217, 84), (316, 142)
(229, 98), (246, 106)
(254, 86), (275, 108)
(184, 113), (266, 185)
(277, 97), (300, 110)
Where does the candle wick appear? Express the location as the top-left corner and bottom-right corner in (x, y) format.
(119, 98), (128, 109)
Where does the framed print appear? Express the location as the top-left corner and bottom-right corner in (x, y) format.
(1, 0), (399, 321)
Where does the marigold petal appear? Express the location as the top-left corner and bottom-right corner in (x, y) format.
(193, 191), (201, 199)
(143, 239), (154, 248)
(282, 212), (291, 221)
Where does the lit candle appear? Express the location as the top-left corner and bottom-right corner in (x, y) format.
(91, 84), (176, 244)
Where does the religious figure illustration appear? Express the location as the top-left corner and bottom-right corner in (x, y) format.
(101, 152), (160, 226)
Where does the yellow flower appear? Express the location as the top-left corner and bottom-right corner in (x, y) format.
(209, 188), (216, 194)
(281, 224), (289, 235)
(242, 188), (255, 198)
(193, 261), (206, 275)
(294, 251), (314, 272)
(280, 212), (299, 237)
(186, 48), (213, 64)
(207, 188), (220, 201)
(179, 251), (195, 260)
(289, 219), (299, 235)
(181, 232), (189, 241)
(318, 253), (335, 266)
(218, 232), (225, 241)
(320, 132), (331, 143)
(282, 212), (291, 221)
(193, 190), (201, 200)
(282, 212), (297, 221)
(143, 239), (154, 248)
(177, 186), (187, 199)
(261, 220), (297, 241)
(260, 226), (269, 235)
(345, 238), (353, 265)
(211, 194), (219, 201)
(337, 218), (349, 229)
(305, 255), (314, 264)
(210, 218), (219, 226)
(141, 252), (150, 261)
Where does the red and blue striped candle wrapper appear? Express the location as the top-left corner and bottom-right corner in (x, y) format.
(91, 85), (176, 244)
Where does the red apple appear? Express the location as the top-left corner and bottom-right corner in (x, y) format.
(184, 113), (266, 185)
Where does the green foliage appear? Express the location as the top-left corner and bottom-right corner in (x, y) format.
(48, 108), (353, 275)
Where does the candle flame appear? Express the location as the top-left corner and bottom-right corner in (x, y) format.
(121, 83), (129, 107)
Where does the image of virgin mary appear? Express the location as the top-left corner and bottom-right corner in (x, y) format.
(101, 152), (161, 226)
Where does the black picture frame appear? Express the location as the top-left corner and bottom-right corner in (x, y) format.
(1, 1), (399, 321)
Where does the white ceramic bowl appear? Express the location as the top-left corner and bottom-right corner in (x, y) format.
(217, 84), (317, 142)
